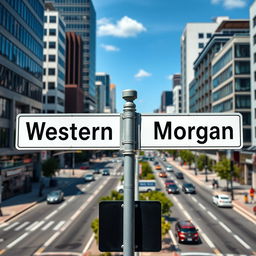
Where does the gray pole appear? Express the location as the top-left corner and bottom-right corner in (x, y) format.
(122, 90), (137, 256)
(135, 153), (139, 201)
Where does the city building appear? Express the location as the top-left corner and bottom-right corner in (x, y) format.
(161, 91), (173, 112)
(96, 73), (111, 113)
(181, 16), (229, 113)
(172, 74), (182, 113)
(65, 31), (83, 113)
(0, 0), (44, 198)
(95, 81), (105, 113)
(46, 0), (96, 113)
(110, 83), (116, 113)
(43, 4), (66, 113)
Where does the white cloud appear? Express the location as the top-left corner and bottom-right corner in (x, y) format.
(101, 44), (120, 52)
(211, 0), (246, 9)
(98, 16), (146, 37)
(134, 69), (152, 79)
(167, 74), (173, 81)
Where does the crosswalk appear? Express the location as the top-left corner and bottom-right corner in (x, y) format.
(2, 220), (66, 232)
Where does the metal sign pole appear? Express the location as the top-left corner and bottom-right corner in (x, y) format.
(122, 90), (137, 256)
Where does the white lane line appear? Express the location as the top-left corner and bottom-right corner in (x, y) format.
(172, 196), (178, 203)
(67, 196), (75, 202)
(200, 232), (215, 249)
(207, 211), (217, 221)
(191, 197), (197, 202)
(43, 232), (60, 247)
(15, 221), (30, 231)
(42, 221), (55, 231)
(6, 232), (29, 248)
(82, 233), (94, 253)
(30, 221), (45, 232)
(168, 230), (178, 247)
(199, 203), (206, 210)
(3, 222), (19, 231)
(45, 210), (58, 220)
(26, 221), (39, 231)
(53, 221), (65, 231)
(233, 234), (251, 250)
(219, 221), (232, 233)
(58, 202), (67, 210)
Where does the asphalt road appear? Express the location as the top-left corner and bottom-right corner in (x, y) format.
(155, 157), (256, 256)
(0, 160), (122, 256)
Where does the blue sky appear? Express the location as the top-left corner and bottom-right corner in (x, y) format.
(93, 0), (251, 113)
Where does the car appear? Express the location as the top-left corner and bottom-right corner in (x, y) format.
(175, 220), (200, 244)
(182, 183), (196, 194)
(154, 161), (159, 165)
(166, 165), (173, 172)
(84, 173), (95, 182)
(102, 169), (110, 176)
(167, 184), (179, 194)
(47, 190), (64, 204)
(92, 168), (100, 174)
(175, 172), (184, 179)
(155, 165), (162, 170)
(159, 171), (167, 178)
(165, 179), (176, 188)
(212, 194), (232, 207)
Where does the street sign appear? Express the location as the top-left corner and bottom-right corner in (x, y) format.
(140, 114), (243, 149)
(16, 114), (121, 150)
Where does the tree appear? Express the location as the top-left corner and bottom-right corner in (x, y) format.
(213, 157), (240, 190)
(42, 157), (58, 178)
(179, 150), (194, 167)
(166, 150), (178, 160)
(196, 154), (208, 171)
(139, 161), (154, 180)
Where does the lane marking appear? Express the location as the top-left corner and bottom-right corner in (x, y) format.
(53, 221), (65, 231)
(45, 210), (57, 220)
(42, 221), (55, 231)
(30, 221), (45, 232)
(168, 230), (178, 247)
(26, 221), (39, 231)
(58, 202), (67, 210)
(191, 197), (197, 202)
(233, 234), (251, 250)
(43, 232), (60, 247)
(219, 221), (232, 233)
(207, 211), (217, 221)
(82, 233), (94, 253)
(200, 232), (215, 249)
(6, 232), (29, 248)
(199, 203), (206, 210)
(67, 196), (75, 202)
(3, 222), (19, 231)
(15, 221), (30, 231)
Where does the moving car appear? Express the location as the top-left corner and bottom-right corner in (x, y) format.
(212, 194), (232, 207)
(182, 183), (196, 194)
(47, 190), (64, 204)
(167, 184), (179, 194)
(175, 220), (200, 244)
(175, 172), (184, 179)
(102, 169), (110, 176)
(159, 171), (167, 178)
(166, 165), (173, 172)
(92, 168), (100, 174)
(155, 165), (162, 170)
(84, 173), (95, 182)
(165, 179), (175, 188)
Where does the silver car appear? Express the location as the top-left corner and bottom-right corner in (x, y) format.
(84, 173), (95, 182)
(47, 190), (64, 204)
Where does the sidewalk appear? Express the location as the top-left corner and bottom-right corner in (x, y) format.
(167, 157), (256, 223)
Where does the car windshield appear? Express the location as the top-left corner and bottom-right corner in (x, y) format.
(185, 184), (194, 187)
(181, 227), (197, 232)
(168, 185), (177, 189)
(48, 191), (60, 197)
(220, 196), (229, 200)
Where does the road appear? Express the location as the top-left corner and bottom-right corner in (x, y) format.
(155, 157), (256, 256)
(0, 159), (122, 256)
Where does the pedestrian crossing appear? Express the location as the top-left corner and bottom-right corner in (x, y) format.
(2, 220), (66, 232)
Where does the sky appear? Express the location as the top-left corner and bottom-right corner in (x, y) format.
(93, 0), (251, 114)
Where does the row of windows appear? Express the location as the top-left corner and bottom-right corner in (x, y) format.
(44, 41), (56, 49)
(212, 49), (232, 76)
(235, 95), (251, 108)
(26, 0), (44, 21)
(212, 81), (233, 102)
(44, 68), (56, 76)
(43, 95), (64, 106)
(66, 24), (90, 30)
(235, 78), (250, 92)
(63, 15), (89, 21)
(0, 64), (42, 102)
(212, 99), (233, 112)
(43, 82), (64, 93)
(243, 128), (251, 143)
(0, 4), (43, 60)
(198, 33), (212, 39)
(5, 0), (43, 38)
(44, 54), (56, 62)
(59, 44), (65, 56)
(44, 16), (56, 23)
(59, 31), (65, 43)
(58, 56), (65, 68)
(53, 0), (90, 3)
(213, 65), (232, 88)
(235, 61), (250, 75)
(0, 33), (43, 80)
(44, 28), (57, 36)
(57, 7), (90, 12)
(0, 97), (10, 119)
(58, 70), (65, 81)
(0, 128), (9, 148)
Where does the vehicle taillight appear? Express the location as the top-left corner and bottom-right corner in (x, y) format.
(178, 232), (185, 237)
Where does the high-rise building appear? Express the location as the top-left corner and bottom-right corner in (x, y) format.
(181, 16), (229, 113)
(110, 83), (116, 113)
(172, 74), (182, 113)
(46, 0), (96, 113)
(0, 0), (44, 198)
(96, 73), (111, 113)
(172, 74), (181, 88)
(95, 80), (105, 113)
(161, 91), (173, 112)
(43, 4), (66, 113)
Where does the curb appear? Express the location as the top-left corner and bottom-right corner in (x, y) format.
(233, 201), (256, 223)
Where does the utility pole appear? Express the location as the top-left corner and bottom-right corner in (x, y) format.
(122, 90), (137, 256)
(135, 152), (140, 256)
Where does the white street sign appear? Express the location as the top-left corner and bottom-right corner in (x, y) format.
(16, 114), (121, 150)
(140, 114), (243, 149)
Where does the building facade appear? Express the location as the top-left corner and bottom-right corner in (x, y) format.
(0, 0), (44, 198)
(161, 91), (173, 113)
(43, 7), (66, 113)
(110, 83), (116, 113)
(96, 73), (111, 113)
(95, 80), (105, 113)
(46, 0), (96, 113)
(172, 74), (182, 113)
(181, 17), (229, 113)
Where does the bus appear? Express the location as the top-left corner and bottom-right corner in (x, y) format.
(117, 180), (156, 193)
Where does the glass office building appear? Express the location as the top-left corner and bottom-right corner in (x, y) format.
(46, 0), (96, 113)
(0, 0), (44, 199)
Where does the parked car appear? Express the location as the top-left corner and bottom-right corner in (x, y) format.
(165, 179), (176, 188)
(84, 173), (95, 182)
(175, 220), (200, 244)
(47, 190), (64, 204)
(182, 183), (196, 194)
(159, 171), (167, 178)
(175, 172), (184, 179)
(102, 169), (110, 176)
(166, 165), (173, 172)
(167, 184), (179, 194)
(212, 194), (232, 208)
(80, 162), (90, 170)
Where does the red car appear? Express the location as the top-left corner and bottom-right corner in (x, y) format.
(175, 220), (200, 244)
(165, 179), (175, 188)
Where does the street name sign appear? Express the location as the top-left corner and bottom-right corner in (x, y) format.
(140, 114), (243, 149)
(16, 114), (121, 150)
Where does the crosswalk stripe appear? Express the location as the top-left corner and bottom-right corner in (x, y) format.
(42, 221), (55, 231)
(30, 221), (45, 231)
(15, 221), (30, 231)
(3, 222), (19, 231)
(26, 221), (39, 231)
(53, 221), (65, 231)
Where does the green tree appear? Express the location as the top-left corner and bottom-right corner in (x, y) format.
(213, 157), (240, 189)
(139, 161), (154, 180)
(166, 150), (178, 160)
(179, 150), (194, 167)
(196, 154), (208, 171)
(162, 217), (171, 237)
(42, 157), (58, 177)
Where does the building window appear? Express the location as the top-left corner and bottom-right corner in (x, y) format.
(49, 42), (56, 48)
(44, 29), (47, 36)
(198, 33), (204, 39)
(44, 42), (47, 48)
(49, 29), (56, 36)
(254, 34), (256, 45)
(48, 96), (55, 103)
(241, 112), (251, 125)
(254, 16), (256, 27)
(207, 33), (212, 38)
(48, 55), (56, 62)
(43, 96), (45, 103)
(235, 44), (250, 58)
(243, 129), (251, 143)
(43, 55), (46, 61)
(48, 68), (55, 75)
(49, 16), (56, 23)
(198, 43), (204, 49)
(43, 68), (46, 75)
(44, 16), (47, 22)
(235, 61), (250, 75)
(0, 97), (10, 119)
(48, 82), (55, 89)
(0, 128), (9, 148)
(254, 53), (256, 63)
(235, 78), (250, 92)
(235, 95), (251, 108)
(43, 82), (45, 89)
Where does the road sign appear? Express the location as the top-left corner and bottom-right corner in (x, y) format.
(140, 114), (243, 149)
(16, 114), (121, 150)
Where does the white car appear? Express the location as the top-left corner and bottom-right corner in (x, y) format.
(166, 165), (173, 172)
(212, 194), (232, 207)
